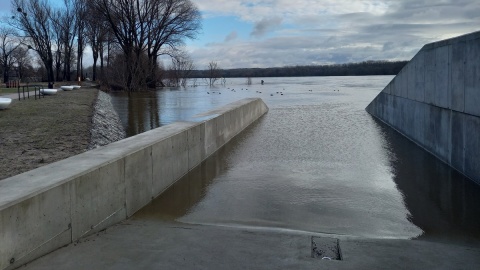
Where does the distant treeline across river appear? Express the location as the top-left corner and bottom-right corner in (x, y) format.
(190, 60), (408, 78)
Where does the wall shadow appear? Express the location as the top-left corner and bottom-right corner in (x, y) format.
(373, 118), (480, 246)
(132, 118), (264, 221)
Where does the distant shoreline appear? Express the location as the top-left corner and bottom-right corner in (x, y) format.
(189, 60), (408, 78)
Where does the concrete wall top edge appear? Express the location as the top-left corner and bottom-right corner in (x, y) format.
(421, 30), (480, 51)
(0, 156), (95, 211)
(108, 121), (201, 153)
(0, 98), (267, 212)
(379, 30), (480, 98)
(194, 98), (267, 118)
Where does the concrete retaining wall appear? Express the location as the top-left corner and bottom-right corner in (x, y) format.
(0, 98), (268, 270)
(366, 30), (480, 184)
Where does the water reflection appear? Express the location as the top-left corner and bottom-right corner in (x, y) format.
(133, 137), (233, 220)
(377, 119), (480, 245)
(111, 91), (162, 136)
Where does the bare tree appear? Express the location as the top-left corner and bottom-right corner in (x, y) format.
(75, 0), (86, 81)
(102, 30), (116, 78)
(90, 0), (150, 90)
(179, 57), (194, 87)
(167, 50), (194, 87)
(84, 1), (111, 82)
(144, 0), (201, 87)
(50, 9), (64, 81)
(0, 27), (21, 84)
(91, 0), (201, 91)
(11, 45), (34, 81)
(10, 0), (56, 87)
(51, 0), (80, 81)
(207, 61), (220, 86)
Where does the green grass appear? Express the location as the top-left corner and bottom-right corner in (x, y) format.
(0, 87), (20, 94)
(0, 83), (50, 95)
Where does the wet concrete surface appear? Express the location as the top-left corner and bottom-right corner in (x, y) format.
(21, 220), (480, 270)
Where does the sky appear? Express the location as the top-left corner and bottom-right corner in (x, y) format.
(1, 0), (479, 69)
(187, 0), (480, 69)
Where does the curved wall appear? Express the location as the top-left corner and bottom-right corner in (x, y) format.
(366, 31), (480, 184)
(0, 98), (268, 270)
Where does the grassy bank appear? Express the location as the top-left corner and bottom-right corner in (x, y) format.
(0, 87), (19, 94)
(0, 88), (98, 180)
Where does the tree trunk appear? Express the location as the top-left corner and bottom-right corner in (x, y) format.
(63, 46), (69, 81)
(3, 56), (8, 85)
(99, 46), (104, 81)
(77, 35), (82, 82)
(3, 68), (9, 86)
(92, 57), (97, 81)
(55, 52), (61, 81)
(147, 55), (157, 88)
(66, 48), (71, 81)
(125, 51), (134, 91)
(56, 62), (61, 81)
(47, 57), (55, 88)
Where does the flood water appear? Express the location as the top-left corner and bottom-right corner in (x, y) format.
(110, 76), (480, 246)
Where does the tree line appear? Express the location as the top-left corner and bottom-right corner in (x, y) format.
(189, 60), (408, 79)
(1, 0), (201, 91)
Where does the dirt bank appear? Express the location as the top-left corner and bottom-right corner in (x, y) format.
(0, 87), (125, 180)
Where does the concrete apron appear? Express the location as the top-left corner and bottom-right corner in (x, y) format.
(20, 220), (480, 270)
(0, 98), (268, 270)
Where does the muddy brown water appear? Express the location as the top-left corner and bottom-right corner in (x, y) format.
(110, 76), (480, 246)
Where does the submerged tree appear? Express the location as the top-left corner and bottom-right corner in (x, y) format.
(207, 61), (220, 86)
(167, 50), (194, 86)
(90, 0), (201, 91)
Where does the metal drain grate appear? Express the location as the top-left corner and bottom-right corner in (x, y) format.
(311, 237), (342, 260)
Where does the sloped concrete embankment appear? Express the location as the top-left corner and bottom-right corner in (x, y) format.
(88, 90), (126, 150)
(0, 98), (268, 270)
(366, 31), (480, 184)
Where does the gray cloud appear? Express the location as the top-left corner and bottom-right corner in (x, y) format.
(383, 42), (394, 52)
(251, 17), (282, 38)
(224, 31), (238, 42)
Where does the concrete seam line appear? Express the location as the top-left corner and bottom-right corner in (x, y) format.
(123, 157), (128, 217)
(150, 146), (154, 200)
(12, 226), (70, 266)
(70, 181), (74, 244)
(78, 207), (125, 239)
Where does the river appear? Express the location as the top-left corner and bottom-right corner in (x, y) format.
(110, 76), (480, 246)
